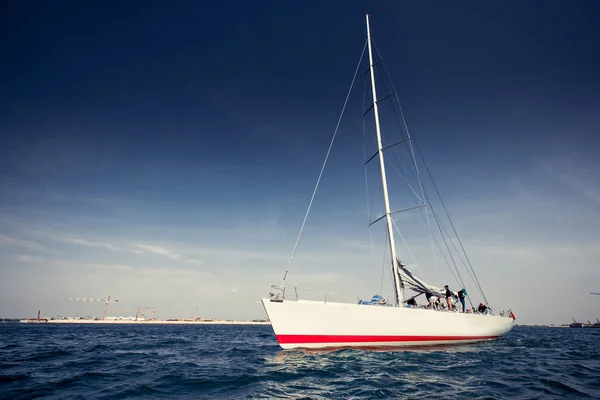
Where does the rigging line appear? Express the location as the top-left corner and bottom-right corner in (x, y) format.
(371, 46), (482, 305)
(385, 146), (442, 283)
(390, 218), (428, 280)
(395, 172), (439, 282)
(406, 205), (460, 290)
(421, 217), (458, 282)
(374, 50), (487, 304)
(425, 192), (481, 291)
(371, 52), (421, 193)
(283, 40), (368, 282)
(373, 45), (409, 138)
(383, 129), (462, 291)
(399, 99), (438, 283)
(397, 150), (480, 296)
(415, 169), (486, 299)
(390, 143), (479, 290)
(381, 228), (389, 295)
(383, 228), (397, 300)
(400, 185), (475, 300)
(425, 201), (440, 284)
(422, 190), (475, 296)
(398, 180), (457, 284)
(384, 154), (423, 203)
(381, 134), (455, 287)
(422, 185), (440, 284)
(370, 49), (436, 250)
(373, 47), (440, 283)
(394, 150), (469, 292)
(363, 73), (377, 278)
(387, 149), (423, 210)
(390, 105), (488, 301)
(391, 215), (460, 288)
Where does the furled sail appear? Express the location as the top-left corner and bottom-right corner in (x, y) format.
(396, 259), (446, 297)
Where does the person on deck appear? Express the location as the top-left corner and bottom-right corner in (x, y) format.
(444, 285), (453, 311)
(458, 289), (466, 313)
(478, 302), (488, 314)
(425, 291), (434, 309)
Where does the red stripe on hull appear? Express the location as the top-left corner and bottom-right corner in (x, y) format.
(277, 334), (499, 344)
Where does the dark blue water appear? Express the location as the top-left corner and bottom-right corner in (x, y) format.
(1, 324), (599, 399)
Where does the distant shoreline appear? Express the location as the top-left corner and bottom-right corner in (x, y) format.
(17, 319), (270, 325)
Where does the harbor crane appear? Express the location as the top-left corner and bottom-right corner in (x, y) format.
(66, 295), (119, 320)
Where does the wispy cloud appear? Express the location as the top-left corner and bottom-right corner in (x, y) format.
(135, 244), (180, 259)
(13, 254), (45, 263)
(534, 153), (600, 204)
(135, 244), (202, 265)
(556, 170), (600, 204)
(61, 237), (121, 252)
(52, 234), (203, 265)
(0, 234), (45, 252)
(337, 238), (373, 251)
(471, 241), (600, 263)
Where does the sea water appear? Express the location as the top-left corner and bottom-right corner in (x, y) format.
(1, 324), (599, 399)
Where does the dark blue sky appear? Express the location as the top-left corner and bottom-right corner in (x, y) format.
(1, 1), (599, 322)
(2, 1), (598, 171)
(3, 0), (598, 218)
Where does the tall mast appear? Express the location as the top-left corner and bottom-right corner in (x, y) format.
(366, 14), (404, 306)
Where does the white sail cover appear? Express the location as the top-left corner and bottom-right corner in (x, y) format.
(397, 259), (446, 298)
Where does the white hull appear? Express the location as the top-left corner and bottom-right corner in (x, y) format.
(262, 299), (514, 349)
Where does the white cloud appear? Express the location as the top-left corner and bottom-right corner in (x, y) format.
(534, 153), (600, 204)
(13, 254), (45, 263)
(0, 234), (45, 252)
(135, 244), (180, 260)
(135, 243), (202, 266)
(49, 234), (204, 266)
(61, 237), (121, 251)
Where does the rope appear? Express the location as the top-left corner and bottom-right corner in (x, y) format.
(372, 43), (489, 306)
(413, 140), (489, 305)
(283, 41), (368, 283)
(362, 73), (379, 287)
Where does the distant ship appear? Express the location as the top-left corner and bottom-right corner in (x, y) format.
(568, 318), (600, 328)
(584, 318), (600, 328)
(569, 319), (583, 328)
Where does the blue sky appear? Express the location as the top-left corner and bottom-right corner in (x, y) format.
(1, 1), (599, 324)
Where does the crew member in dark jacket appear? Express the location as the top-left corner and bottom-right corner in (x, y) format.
(444, 285), (453, 311)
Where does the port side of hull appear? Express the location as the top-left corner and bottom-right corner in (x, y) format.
(262, 299), (513, 349)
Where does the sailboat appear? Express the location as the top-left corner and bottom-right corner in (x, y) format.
(261, 14), (515, 350)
